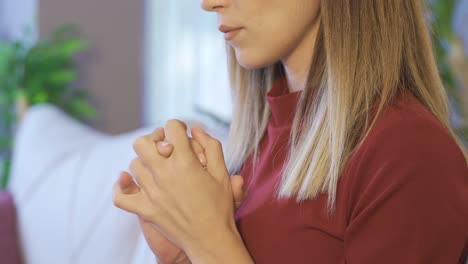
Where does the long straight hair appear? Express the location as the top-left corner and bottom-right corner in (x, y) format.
(225, 0), (467, 211)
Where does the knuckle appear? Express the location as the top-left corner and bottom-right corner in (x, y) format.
(147, 191), (159, 205)
(151, 127), (165, 140)
(140, 210), (153, 221)
(166, 119), (187, 131)
(152, 126), (164, 134)
(132, 136), (147, 152)
(130, 158), (140, 172)
(177, 157), (197, 171)
(140, 203), (158, 221)
(112, 195), (123, 208)
(191, 139), (203, 152)
(209, 138), (223, 151)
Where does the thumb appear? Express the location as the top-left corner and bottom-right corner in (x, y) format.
(230, 175), (247, 208)
(118, 171), (141, 194)
(156, 140), (174, 158)
(191, 127), (229, 179)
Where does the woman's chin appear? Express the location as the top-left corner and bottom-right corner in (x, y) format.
(235, 49), (279, 70)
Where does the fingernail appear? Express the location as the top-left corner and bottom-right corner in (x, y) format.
(196, 127), (208, 135)
(118, 172), (129, 188)
(198, 153), (207, 166)
(158, 141), (171, 147)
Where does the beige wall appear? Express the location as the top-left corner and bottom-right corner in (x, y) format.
(39, 0), (143, 134)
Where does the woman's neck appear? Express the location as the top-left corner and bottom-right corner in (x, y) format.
(281, 19), (320, 93)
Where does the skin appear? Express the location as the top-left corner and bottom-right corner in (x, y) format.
(114, 0), (321, 263)
(114, 123), (253, 264)
(202, 0), (321, 92)
(117, 135), (247, 264)
(118, 128), (247, 264)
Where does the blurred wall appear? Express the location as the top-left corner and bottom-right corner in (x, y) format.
(39, 0), (143, 134)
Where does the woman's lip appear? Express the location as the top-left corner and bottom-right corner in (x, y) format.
(224, 28), (242, 41)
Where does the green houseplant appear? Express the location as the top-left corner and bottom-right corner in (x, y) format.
(0, 25), (97, 189)
(430, 0), (468, 144)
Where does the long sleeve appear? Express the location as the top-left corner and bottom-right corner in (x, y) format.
(343, 112), (468, 263)
(233, 81), (466, 263)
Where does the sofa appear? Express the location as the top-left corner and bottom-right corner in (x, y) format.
(7, 104), (226, 264)
(0, 190), (22, 264)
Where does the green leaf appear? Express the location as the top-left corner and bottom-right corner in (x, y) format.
(0, 24), (96, 188)
(48, 70), (77, 84)
(32, 91), (49, 104)
(430, 0), (457, 41)
(66, 99), (97, 120)
(0, 137), (12, 150)
(0, 158), (11, 189)
(60, 39), (88, 56)
(458, 125), (468, 146)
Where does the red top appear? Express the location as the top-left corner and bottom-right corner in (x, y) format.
(235, 77), (468, 264)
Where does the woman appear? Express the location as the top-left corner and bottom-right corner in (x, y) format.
(113, 0), (468, 263)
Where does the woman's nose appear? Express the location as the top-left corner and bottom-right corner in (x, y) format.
(200, 0), (225, 12)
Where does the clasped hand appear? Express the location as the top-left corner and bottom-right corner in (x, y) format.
(113, 120), (247, 264)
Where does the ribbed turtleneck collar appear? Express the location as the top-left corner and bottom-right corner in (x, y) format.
(266, 77), (302, 128)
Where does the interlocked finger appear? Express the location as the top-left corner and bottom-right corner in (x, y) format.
(130, 157), (158, 194)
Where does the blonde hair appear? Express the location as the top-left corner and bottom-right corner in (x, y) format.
(225, 0), (467, 211)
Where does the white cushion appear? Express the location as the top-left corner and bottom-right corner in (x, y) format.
(9, 104), (157, 264)
(9, 104), (229, 264)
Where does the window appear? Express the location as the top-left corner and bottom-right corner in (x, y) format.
(144, 0), (232, 131)
(0, 0), (37, 40)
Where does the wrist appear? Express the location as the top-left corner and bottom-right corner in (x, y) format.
(156, 257), (190, 264)
(174, 259), (191, 264)
(185, 224), (253, 264)
(173, 253), (191, 264)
